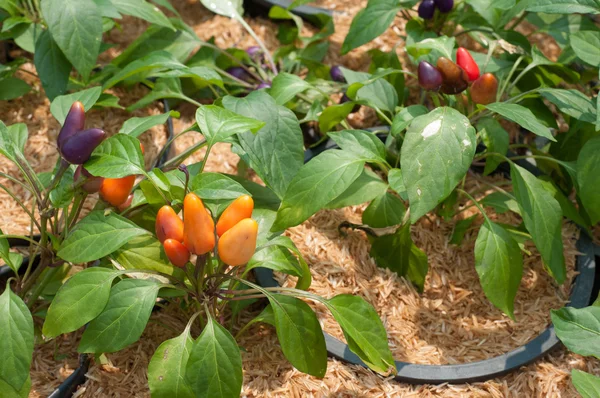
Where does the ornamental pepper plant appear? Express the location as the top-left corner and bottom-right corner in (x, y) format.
(0, 93), (396, 397)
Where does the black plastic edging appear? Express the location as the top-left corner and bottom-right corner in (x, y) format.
(254, 126), (598, 384)
(245, 0), (332, 27)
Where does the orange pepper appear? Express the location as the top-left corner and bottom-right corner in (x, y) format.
(163, 239), (190, 267)
(182, 193), (215, 255)
(216, 195), (254, 237)
(155, 205), (184, 243)
(99, 175), (136, 207)
(218, 218), (258, 266)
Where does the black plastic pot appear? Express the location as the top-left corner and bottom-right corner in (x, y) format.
(254, 128), (598, 384)
(244, 0), (332, 26)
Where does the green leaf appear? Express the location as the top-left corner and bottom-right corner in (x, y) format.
(0, 121), (25, 166)
(272, 150), (365, 230)
(362, 192), (405, 228)
(0, 289), (33, 391)
(341, 0), (400, 54)
(485, 103), (555, 141)
(78, 278), (160, 353)
(577, 136), (600, 224)
(477, 117), (509, 175)
(185, 317), (243, 398)
(50, 87), (102, 125)
(572, 369), (600, 398)
(148, 328), (194, 398)
(268, 293), (327, 377)
(84, 134), (145, 178)
(43, 268), (120, 338)
(198, 0), (243, 17)
(33, 30), (70, 101)
(318, 102), (356, 133)
(539, 88), (596, 123)
(325, 295), (395, 374)
(119, 112), (177, 138)
(401, 107), (476, 222)
(511, 164), (565, 283)
(0, 77), (30, 100)
(49, 165), (75, 208)
(526, 0), (600, 15)
(251, 235), (311, 290)
(191, 172), (250, 216)
(104, 51), (186, 89)
(538, 177), (589, 229)
(41, 0), (102, 79)
(58, 210), (151, 263)
(552, 306), (600, 358)
(111, 0), (174, 29)
(0, 229), (22, 274)
(0, 376), (30, 398)
(326, 169), (388, 209)
(196, 105), (264, 147)
(5, 123), (27, 154)
(222, 92), (304, 199)
(406, 35), (455, 60)
(247, 245), (302, 276)
(480, 191), (521, 215)
(368, 48), (406, 104)
(328, 129), (387, 164)
(388, 168), (407, 200)
(341, 68), (398, 113)
(450, 215), (476, 245)
(390, 105), (428, 137)
(474, 221), (523, 319)
(268, 72), (312, 105)
(113, 235), (185, 278)
(127, 77), (190, 111)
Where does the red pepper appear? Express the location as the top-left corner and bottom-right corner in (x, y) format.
(456, 48), (480, 82)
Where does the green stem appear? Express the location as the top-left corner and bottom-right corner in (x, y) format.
(27, 266), (60, 309)
(375, 107), (393, 125)
(234, 14), (278, 76)
(456, 189), (491, 225)
(162, 139), (208, 168)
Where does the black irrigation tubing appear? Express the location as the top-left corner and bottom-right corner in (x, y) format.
(253, 126), (598, 384)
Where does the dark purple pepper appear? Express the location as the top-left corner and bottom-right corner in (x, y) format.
(340, 93), (361, 113)
(226, 66), (251, 82)
(74, 165), (104, 193)
(330, 65), (345, 83)
(57, 101), (85, 150)
(246, 46), (263, 63)
(256, 82), (271, 89)
(418, 61), (443, 91)
(434, 0), (454, 13)
(418, 0), (436, 19)
(60, 128), (106, 164)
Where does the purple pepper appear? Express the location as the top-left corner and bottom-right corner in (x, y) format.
(246, 46), (263, 62)
(226, 66), (251, 82)
(57, 101), (85, 150)
(434, 0), (454, 13)
(256, 82), (271, 89)
(60, 128), (106, 164)
(418, 61), (443, 91)
(418, 0), (436, 19)
(330, 65), (345, 83)
(339, 93), (361, 113)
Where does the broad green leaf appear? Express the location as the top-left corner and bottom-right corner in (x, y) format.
(0, 77), (30, 100)
(388, 168), (407, 200)
(477, 117), (509, 175)
(33, 30), (70, 100)
(511, 164), (565, 283)
(341, 0), (400, 54)
(480, 191), (521, 215)
(119, 112), (178, 138)
(0, 289), (33, 391)
(0, 121), (25, 165)
(526, 0), (600, 15)
(485, 103), (555, 141)
(127, 77), (191, 111)
(272, 150), (365, 230)
(406, 241), (428, 292)
(401, 107), (476, 222)
(268, 72), (312, 105)
(450, 215), (476, 245)
(538, 177), (589, 229)
(341, 68), (398, 113)
(49, 164), (75, 208)
(318, 102), (356, 133)
(103, 51), (186, 89)
(155, 66), (223, 88)
(577, 136), (600, 224)
(43, 268), (120, 338)
(84, 134), (145, 178)
(368, 48), (405, 104)
(5, 123), (27, 153)
(362, 192), (405, 228)
(113, 235), (185, 278)
(329, 129), (387, 164)
(268, 293), (327, 377)
(572, 369), (600, 398)
(222, 92), (304, 199)
(325, 295), (395, 374)
(78, 279), (160, 353)
(199, 0), (243, 17)
(552, 306), (600, 358)
(0, 229), (22, 274)
(539, 88), (596, 123)
(58, 210), (151, 263)
(50, 87), (102, 125)
(406, 36), (455, 60)
(191, 172), (250, 216)
(252, 235), (311, 290)
(111, 0), (174, 29)
(475, 221), (523, 319)
(41, 0), (102, 79)
(185, 317), (243, 398)
(196, 105), (264, 147)
(326, 169), (388, 209)
(390, 105), (428, 137)
(0, 376), (30, 398)
(148, 329), (194, 398)
(247, 245), (302, 276)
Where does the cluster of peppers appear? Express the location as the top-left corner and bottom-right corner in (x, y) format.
(59, 102), (143, 210)
(155, 194), (258, 268)
(418, 0), (453, 19)
(417, 47), (498, 104)
(226, 46), (271, 89)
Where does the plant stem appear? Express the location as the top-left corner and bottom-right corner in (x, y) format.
(162, 139), (208, 168)
(234, 15), (278, 76)
(456, 189), (491, 225)
(27, 265), (60, 309)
